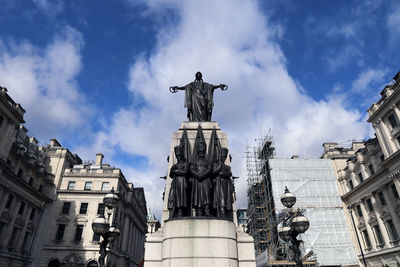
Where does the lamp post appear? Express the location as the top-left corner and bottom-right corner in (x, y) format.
(92, 188), (120, 267)
(277, 187), (309, 267)
(347, 205), (367, 267)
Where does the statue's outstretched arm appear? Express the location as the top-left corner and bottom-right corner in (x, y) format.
(169, 85), (186, 93)
(212, 84), (228, 90)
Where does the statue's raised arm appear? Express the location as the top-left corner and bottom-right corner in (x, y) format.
(169, 72), (228, 121)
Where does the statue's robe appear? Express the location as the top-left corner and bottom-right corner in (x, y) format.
(190, 158), (212, 209)
(167, 161), (189, 216)
(184, 81), (214, 121)
(212, 163), (233, 212)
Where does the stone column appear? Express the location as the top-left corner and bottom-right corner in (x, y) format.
(1, 198), (20, 248)
(380, 120), (395, 155)
(374, 120), (390, 158)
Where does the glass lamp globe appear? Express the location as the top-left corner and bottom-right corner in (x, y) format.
(291, 215), (310, 233)
(103, 188), (119, 209)
(280, 187), (296, 208)
(92, 215), (110, 235)
(278, 225), (292, 242)
(108, 226), (121, 242)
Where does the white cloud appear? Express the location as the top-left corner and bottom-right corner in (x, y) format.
(351, 68), (388, 93)
(0, 26), (88, 141)
(33, 0), (65, 17)
(80, 0), (370, 217)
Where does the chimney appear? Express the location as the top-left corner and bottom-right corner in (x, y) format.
(291, 155), (299, 159)
(95, 153), (104, 165)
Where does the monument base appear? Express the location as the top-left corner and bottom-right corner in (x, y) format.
(144, 218), (256, 267)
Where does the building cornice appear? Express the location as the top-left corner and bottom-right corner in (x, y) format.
(368, 82), (400, 123)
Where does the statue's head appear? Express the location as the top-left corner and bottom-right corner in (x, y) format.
(221, 148), (229, 161)
(174, 146), (184, 160)
(196, 141), (206, 158)
(195, 72), (202, 81)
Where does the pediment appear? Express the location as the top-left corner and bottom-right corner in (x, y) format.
(14, 217), (24, 229)
(26, 222), (34, 232)
(75, 217), (88, 223)
(368, 215), (378, 225)
(357, 220), (366, 229)
(0, 211), (11, 223)
(379, 210), (392, 220)
(56, 216), (70, 223)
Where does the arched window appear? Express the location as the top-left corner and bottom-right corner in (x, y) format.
(87, 260), (98, 267)
(48, 259), (60, 267)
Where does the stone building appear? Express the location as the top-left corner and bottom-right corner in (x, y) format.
(37, 151), (148, 267)
(146, 208), (160, 235)
(322, 71), (400, 266)
(0, 87), (55, 266)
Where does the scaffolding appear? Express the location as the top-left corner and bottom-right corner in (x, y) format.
(246, 131), (277, 258)
(246, 132), (357, 266)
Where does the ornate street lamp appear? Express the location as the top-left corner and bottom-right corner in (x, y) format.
(277, 187), (309, 267)
(92, 188), (120, 267)
(278, 225), (292, 242)
(281, 187), (296, 208)
(291, 215), (309, 233)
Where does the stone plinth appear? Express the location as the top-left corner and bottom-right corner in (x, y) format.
(144, 218), (256, 267)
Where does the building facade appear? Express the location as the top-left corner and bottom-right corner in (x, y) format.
(322, 71), (400, 266)
(246, 135), (358, 266)
(38, 151), (148, 267)
(0, 87), (55, 266)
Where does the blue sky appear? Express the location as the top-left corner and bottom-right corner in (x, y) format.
(1, 0), (399, 216)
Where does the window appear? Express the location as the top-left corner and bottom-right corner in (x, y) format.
(92, 232), (101, 242)
(67, 181), (75, 190)
(79, 203), (88, 214)
(378, 192), (386, 206)
(380, 155), (385, 162)
(362, 230), (372, 248)
(29, 208), (36, 220)
(387, 220), (399, 240)
(388, 114), (398, 128)
(366, 199), (374, 212)
(8, 227), (19, 249)
(39, 184), (43, 193)
(358, 173), (364, 182)
(373, 225), (385, 245)
(0, 115), (3, 126)
(97, 203), (105, 215)
(55, 224), (65, 241)
(21, 232), (31, 253)
(28, 177), (33, 185)
(5, 195), (14, 209)
(84, 181), (92, 191)
(356, 205), (363, 217)
(101, 182), (110, 191)
(349, 180), (354, 190)
(391, 184), (399, 199)
(18, 202), (25, 215)
(368, 164), (375, 175)
(17, 169), (23, 178)
(61, 202), (71, 214)
(74, 225), (84, 241)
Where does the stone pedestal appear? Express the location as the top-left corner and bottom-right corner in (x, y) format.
(144, 121), (256, 267)
(144, 218), (255, 267)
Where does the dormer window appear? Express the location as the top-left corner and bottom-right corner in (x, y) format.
(358, 173), (364, 182)
(388, 113), (398, 129)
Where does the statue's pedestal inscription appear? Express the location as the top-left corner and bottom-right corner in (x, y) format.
(144, 122), (256, 267)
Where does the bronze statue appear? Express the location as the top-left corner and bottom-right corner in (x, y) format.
(170, 72), (228, 121)
(212, 148), (233, 218)
(168, 146), (190, 218)
(190, 141), (212, 216)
